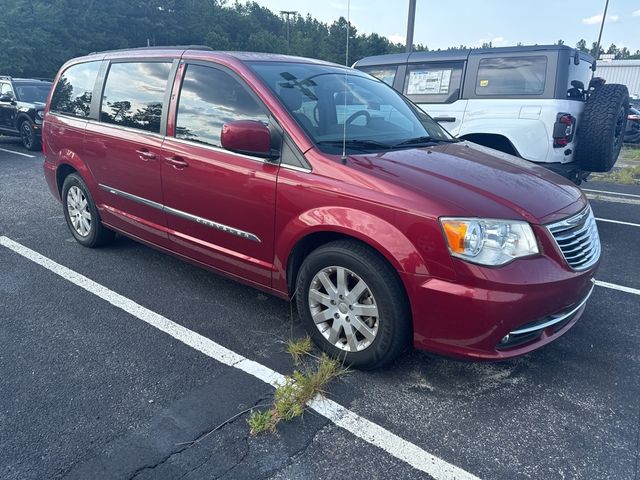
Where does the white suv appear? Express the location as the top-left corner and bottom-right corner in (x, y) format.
(354, 45), (629, 184)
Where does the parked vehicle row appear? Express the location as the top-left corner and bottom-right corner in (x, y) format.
(42, 47), (600, 368)
(0, 76), (51, 150)
(354, 45), (630, 184)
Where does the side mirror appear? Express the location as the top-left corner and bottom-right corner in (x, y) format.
(0, 95), (12, 102)
(221, 120), (278, 160)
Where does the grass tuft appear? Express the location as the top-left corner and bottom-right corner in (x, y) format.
(248, 353), (344, 435)
(247, 409), (277, 435)
(286, 336), (314, 364)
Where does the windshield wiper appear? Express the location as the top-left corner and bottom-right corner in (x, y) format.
(392, 136), (459, 147)
(316, 139), (393, 151)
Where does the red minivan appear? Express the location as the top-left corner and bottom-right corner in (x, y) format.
(43, 47), (600, 369)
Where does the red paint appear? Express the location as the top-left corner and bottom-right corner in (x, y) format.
(221, 120), (272, 157)
(43, 49), (598, 360)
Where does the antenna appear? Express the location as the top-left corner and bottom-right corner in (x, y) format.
(341, 0), (351, 163)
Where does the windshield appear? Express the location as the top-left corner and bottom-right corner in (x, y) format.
(14, 82), (51, 103)
(248, 62), (454, 154)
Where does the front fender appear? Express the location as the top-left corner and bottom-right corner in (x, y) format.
(274, 206), (430, 293)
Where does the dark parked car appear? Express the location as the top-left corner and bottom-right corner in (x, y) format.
(0, 76), (52, 150)
(624, 105), (640, 143)
(43, 47), (599, 369)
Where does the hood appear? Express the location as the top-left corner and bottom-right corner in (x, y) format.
(347, 141), (585, 224)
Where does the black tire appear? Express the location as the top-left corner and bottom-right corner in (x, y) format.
(295, 240), (411, 370)
(61, 173), (115, 248)
(20, 121), (41, 151)
(575, 83), (629, 172)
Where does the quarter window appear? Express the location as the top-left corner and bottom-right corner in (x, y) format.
(358, 66), (397, 86)
(476, 56), (547, 96)
(100, 62), (172, 133)
(50, 61), (101, 118)
(404, 63), (463, 104)
(175, 64), (268, 147)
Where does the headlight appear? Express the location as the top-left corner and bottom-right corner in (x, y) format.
(440, 218), (539, 266)
(36, 110), (44, 119)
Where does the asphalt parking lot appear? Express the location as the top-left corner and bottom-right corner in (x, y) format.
(1, 137), (639, 480)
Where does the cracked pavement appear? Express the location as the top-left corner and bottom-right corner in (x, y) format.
(1, 138), (639, 479)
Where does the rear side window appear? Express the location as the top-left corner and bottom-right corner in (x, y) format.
(50, 61), (101, 118)
(0, 83), (13, 97)
(404, 62), (463, 104)
(476, 56), (547, 96)
(358, 66), (397, 86)
(175, 64), (268, 147)
(100, 62), (172, 133)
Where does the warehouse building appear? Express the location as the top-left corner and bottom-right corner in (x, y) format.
(596, 60), (640, 100)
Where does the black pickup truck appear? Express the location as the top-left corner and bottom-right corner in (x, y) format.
(0, 76), (51, 150)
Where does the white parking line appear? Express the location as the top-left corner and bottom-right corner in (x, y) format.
(0, 235), (481, 480)
(585, 193), (640, 206)
(0, 147), (35, 158)
(595, 280), (640, 296)
(596, 217), (640, 228)
(583, 188), (640, 199)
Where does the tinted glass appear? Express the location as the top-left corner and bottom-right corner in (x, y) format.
(14, 82), (51, 103)
(404, 62), (463, 103)
(358, 66), (397, 86)
(476, 56), (547, 95)
(101, 62), (172, 133)
(250, 62), (452, 155)
(175, 64), (268, 147)
(50, 61), (101, 117)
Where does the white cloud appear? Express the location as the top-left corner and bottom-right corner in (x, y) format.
(387, 33), (405, 44)
(633, 9), (640, 17)
(582, 13), (619, 25)
(477, 35), (508, 47)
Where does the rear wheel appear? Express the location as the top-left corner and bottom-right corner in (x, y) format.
(20, 121), (40, 151)
(295, 240), (411, 370)
(62, 173), (115, 247)
(575, 83), (630, 172)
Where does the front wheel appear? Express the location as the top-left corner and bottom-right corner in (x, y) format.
(295, 240), (411, 370)
(20, 121), (40, 151)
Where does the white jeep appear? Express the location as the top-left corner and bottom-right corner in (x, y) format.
(354, 45), (629, 184)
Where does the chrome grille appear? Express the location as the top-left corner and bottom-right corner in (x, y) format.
(547, 207), (600, 271)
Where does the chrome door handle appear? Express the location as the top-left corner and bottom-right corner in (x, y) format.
(136, 149), (156, 161)
(165, 156), (189, 169)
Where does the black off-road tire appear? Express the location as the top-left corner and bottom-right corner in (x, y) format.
(62, 173), (115, 248)
(575, 83), (629, 172)
(295, 240), (411, 370)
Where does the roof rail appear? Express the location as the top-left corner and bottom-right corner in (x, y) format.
(0, 75), (12, 81)
(90, 45), (214, 55)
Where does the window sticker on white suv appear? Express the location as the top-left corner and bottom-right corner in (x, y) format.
(407, 69), (452, 95)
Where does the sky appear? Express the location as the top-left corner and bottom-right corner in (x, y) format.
(252, 0), (640, 52)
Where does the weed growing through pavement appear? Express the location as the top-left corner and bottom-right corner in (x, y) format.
(248, 345), (345, 435)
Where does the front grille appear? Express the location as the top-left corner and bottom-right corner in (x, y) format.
(547, 207), (601, 271)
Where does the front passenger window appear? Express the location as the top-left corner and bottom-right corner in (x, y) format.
(175, 64), (269, 147)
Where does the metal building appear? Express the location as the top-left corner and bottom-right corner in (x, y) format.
(596, 60), (640, 100)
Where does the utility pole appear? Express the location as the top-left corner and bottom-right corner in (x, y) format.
(406, 0), (417, 53)
(280, 10), (298, 54)
(594, 0), (609, 60)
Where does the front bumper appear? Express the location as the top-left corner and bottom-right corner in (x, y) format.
(402, 222), (598, 360)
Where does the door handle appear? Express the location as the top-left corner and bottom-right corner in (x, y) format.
(136, 149), (156, 161)
(165, 156), (189, 169)
(433, 116), (456, 123)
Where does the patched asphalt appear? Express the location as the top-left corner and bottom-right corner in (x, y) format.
(1, 136), (638, 479)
